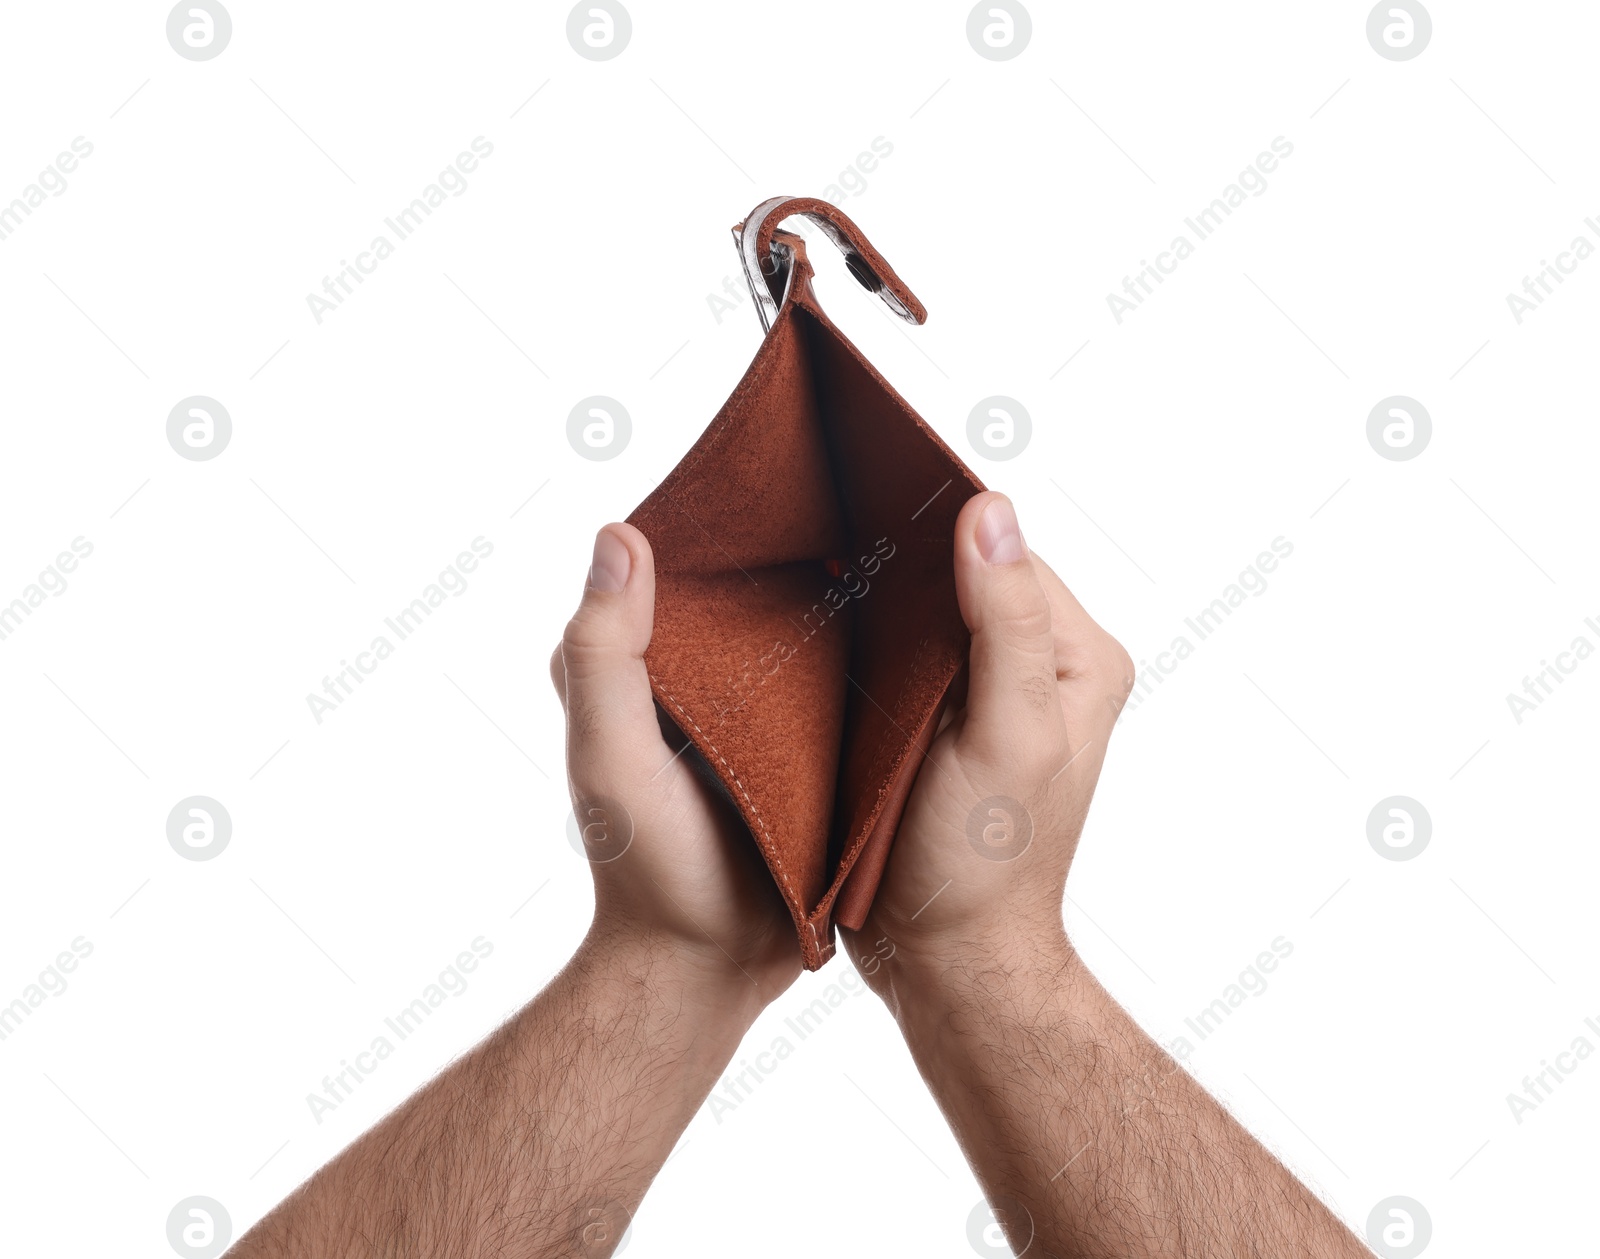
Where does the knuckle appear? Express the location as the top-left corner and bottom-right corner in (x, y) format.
(988, 584), (1053, 642)
(561, 609), (592, 650)
(1104, 636), (1136, 691)
(560, 608), (610, 665)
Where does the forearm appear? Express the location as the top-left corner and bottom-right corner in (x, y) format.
(888, 935), (1368, 1259)
(231, 927), (760, 1258)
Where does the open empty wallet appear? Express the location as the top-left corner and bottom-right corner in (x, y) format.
(626, 196), (987, 970)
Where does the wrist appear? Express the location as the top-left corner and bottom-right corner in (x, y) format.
(576, 919), (770, 1040)
(881, 925), (1079, 1029)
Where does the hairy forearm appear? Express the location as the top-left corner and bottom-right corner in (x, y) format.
(887, 937), (1368, 1259)
(231, 928), (760, 1258)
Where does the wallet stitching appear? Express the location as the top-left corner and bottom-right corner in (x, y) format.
(649, 678), (804, 915)
(639, 288), (967, 966)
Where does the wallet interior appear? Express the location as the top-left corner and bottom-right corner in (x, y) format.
(629, 242), (982, 967)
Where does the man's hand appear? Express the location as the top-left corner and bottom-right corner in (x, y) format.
(550, 522), (801, 1003)
(228, 509), (1370, 1259)
(844, 490), (1132, 1001)
(230, 525), (800, 1259)
(843, 492), (1370, 1259)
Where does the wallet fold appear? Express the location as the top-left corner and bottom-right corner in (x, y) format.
(627, 198), (986, 969)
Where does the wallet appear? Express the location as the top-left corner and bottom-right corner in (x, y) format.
(626, 196), (986, 969)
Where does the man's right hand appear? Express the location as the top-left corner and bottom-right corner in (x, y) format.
(842, 491), (1371, 1259)
(842, 490), (1133, 1001)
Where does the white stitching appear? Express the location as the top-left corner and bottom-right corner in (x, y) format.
(807, 919), (834, 961)
(650, 678), (802, 912)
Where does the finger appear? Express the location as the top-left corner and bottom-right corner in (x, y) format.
(560, 524), (664, 786)
(1028, 553), (1135, 742)
(1028, 552), (1094, 643)
(1030, 553), (1134, 684)
(951, 492), (1069, 767)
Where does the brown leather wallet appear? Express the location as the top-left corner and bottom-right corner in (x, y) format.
(626, 196), (986, 970)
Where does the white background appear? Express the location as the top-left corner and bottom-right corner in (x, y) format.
(1, 2), (1595, 1255)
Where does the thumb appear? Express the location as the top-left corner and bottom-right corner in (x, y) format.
(952, 493), (1067, 768)
(558, 524), (663, 783)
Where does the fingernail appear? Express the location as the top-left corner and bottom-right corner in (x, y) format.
(588, 528), (631, 592)
(977, 497), (1025, 565)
